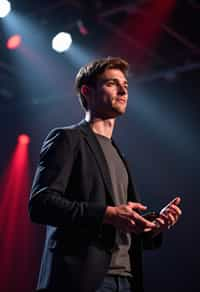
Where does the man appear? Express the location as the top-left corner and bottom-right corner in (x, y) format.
(29, 57), (182, 292)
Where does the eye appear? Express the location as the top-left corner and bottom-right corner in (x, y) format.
(106, 80), (115, 86)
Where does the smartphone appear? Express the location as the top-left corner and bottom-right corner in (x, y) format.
(142, 197), (181, 221)
(159, 197), (181, 215)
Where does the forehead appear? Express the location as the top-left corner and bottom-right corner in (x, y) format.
(98, 68), (127, 82)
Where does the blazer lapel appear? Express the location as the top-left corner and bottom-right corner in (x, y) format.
(79, 120), (115, 205)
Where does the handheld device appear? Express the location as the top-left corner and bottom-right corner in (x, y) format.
(142, 196), (181, 221)
(159, 197), (180, 215)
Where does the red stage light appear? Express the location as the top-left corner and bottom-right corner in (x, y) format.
(18, 134), (30, 145)
(0, 132), (36, 292)
(6, 34), (22, 50)
(77, 20), (88, 36)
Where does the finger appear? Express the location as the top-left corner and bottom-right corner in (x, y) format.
(127, 202), (147, 211)
(158, 211), (168, 221)
(143, 216), (167, 233)
(153, 219), (167, 230)
(154, 218), (166, 226)
(168, 205), (182, 216)
(152, 218), (168, 232)
(129, 219), (136, 227)
(133, 213), (157, 228)
(158, 213), (173, 228)
(165, 208), (179, 219)
(168, 196), (181, 206)
(173, 196), (181, 205)
(164, 208), (180, 224)
(166, 212), (176, 225)
(127, 218), (154, 234)
(160, 196), (181, 214)
(166, 210), (180, 223)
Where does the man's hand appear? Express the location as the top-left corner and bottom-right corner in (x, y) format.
(103, 202), (156, 234)
(151, 196), (182, 237)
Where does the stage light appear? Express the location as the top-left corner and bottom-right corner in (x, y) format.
(77, 20), (88, 36)
(0, 0), (11, 18)
(52, 32), (72, 53)
(6, 34), (22, 50)
(18, 134), (30, 145)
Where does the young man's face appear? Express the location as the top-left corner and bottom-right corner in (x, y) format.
(88, 68), (128, 119)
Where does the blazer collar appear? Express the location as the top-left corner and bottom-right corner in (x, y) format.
(78, 120), (115, 205)
(78, 119), (138, 203)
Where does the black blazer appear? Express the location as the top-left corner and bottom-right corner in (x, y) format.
(29, 120), (161, 292)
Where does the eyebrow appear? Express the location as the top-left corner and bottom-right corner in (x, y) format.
(102, 78), (128, 85)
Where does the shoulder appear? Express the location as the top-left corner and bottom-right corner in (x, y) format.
(41, 122), (82, 155)
(45, 121), (84, 142)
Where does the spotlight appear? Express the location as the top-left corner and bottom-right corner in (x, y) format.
(52, 32), (72, 53)
(77, 20), (88, 36)
(0, 0), (11, 18)
(18, 134), (30, 145)
(6, 34), (22, 50)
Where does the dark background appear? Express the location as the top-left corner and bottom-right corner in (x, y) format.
(0, 1), (199, 291)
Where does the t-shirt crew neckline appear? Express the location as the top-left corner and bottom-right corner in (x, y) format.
(95, 133), (112, 142)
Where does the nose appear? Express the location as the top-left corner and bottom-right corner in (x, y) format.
(117, 84), (127, 95)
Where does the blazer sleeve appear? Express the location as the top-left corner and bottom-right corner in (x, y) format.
(141, 231), (163, 250)
(141, 212), (163, 249)
(29, 128), (106, 233)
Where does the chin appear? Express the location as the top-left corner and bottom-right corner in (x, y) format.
(115, 106), (127, 115)
(113, 109), (126, 117)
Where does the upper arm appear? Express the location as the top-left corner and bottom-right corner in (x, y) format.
(31, 128), (79, 197)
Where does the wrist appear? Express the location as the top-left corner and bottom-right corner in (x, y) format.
(103, 206), (116, 224)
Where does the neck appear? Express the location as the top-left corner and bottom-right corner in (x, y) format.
(85, 111), (116, 139)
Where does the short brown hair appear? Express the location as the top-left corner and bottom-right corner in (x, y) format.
(75, 56), (129, 111)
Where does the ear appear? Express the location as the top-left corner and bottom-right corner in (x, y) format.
(80, 85), (91, 98)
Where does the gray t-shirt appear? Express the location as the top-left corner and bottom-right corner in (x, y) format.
(96, 134), (132, 277)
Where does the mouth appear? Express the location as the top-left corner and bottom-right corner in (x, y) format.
(116, 98), (127, 104)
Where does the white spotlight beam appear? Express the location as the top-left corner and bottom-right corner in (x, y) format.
(0, 0), (11, 18)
